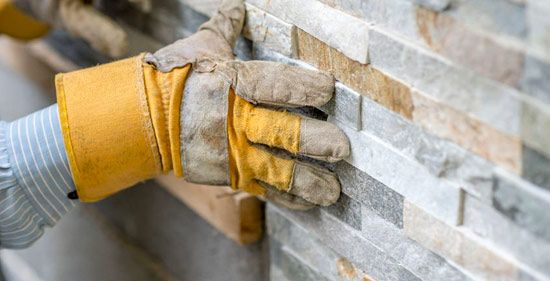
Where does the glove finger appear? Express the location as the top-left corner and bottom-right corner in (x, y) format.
(249, 147), (340, 206)
(198, 0), (245, 49)
(261, 182), (315, 211)
(58, 0), (128, 57)
(287, 161), (340, 206)
(232, 61), (335, 107)
(246, 107), (350, 163)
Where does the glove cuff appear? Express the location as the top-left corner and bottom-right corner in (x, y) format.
(0, 0), (49, 40)
(56, 54), (190, 202)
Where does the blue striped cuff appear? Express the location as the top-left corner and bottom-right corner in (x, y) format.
(5, 104), (76, 229)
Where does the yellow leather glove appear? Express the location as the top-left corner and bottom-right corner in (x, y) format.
(56, 0), (350, 209)
(0, 0), (134, 57)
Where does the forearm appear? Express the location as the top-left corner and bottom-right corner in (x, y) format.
(0, 104), (75, 248)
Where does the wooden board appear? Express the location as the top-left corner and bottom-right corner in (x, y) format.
(156, 175), (264, 244)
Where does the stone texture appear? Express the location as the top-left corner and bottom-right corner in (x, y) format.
(269, 240), (331, 281)
(527, 1), (550, 61)
(415, 7), (525, 87)
(243, 3), (296, 57)
(404, 201), (519, 280)
(361, 207), (472, 281)
(336, 161), (404, 228)
(97, 182), (268, 281)
(463, 194), (550, 277)
(247, 0), (370, 63)
(296, 29), (414, 118)
(521, 91), (550, 158)
(319, 83), (362, 130)
(492, 169), (550, 242)
(267, 205), (421, 281)
(269, 219), (371, 281)
(362, 96), (495, 202)
(324, 193), (362, 230)
(368, 27), (521, 137)
(521, 55), (550, 104)
(334, 119), (463, 225)
(522, 145), (550, 191)
(412, 89), (522, 174)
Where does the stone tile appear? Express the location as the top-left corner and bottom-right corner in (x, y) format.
(296, 29), (414, 118)
(412, 89), (522, 174)
(521, 97), (550, 158)
(527, 1), (550, 61)
(521, 55), (550, 104)
(522, 145), (550, 191)
(361, 207), (472, 281)
(368, 27), (521, 137)
(269, 240), (331, 281)
(336, 162), (404, 228)
(243, 4), (296, 57)
(267, 205), (421, 281)
(247, 0), (370, 63)
(415, 7), (525, 87)
(463, 194), (550, 277)
(404, 201), (519, 281)
(492, 169), (550, 242)
(335, 119), (463, 225)
(269, 218), (371, 281)
(179, 0), (221, 16)
(362, 96), (495, 202)
(444, 0), (526, 39)
(319, 83), (362, 130)
(324, 193), (362, 230)
(97, 181), (268, 281)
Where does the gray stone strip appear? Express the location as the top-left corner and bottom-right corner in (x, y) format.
(403, 200), (520, 280)
(269, 239), (331, 281)
(411, 0), (451, 11)
(324, 192), (362, 230)
(319, 83), (362, 131)
(463, 194), (550, 279)
(492, 167), (550, 242)
(243, 3), (296, 57)
(336, 161), (404, 228)
(270, 227), (371, 280)
(267, 204), (421, 281)
(360, 206), (473, 281)
(246, 0), (371, 63)
(368, 28), (521, 137)
(522, 144), (550, 191)
(334, 118), (463, 225)
(362, 95), (495, 202)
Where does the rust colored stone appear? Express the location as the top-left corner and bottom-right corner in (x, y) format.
(415, 7), (525, 87)
(296, 28), (414, 119)
(412, 90), (522, 174)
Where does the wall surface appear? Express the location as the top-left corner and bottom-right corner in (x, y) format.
(9, 0), (550, 280)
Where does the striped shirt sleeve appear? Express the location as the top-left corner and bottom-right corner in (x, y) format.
(0, 104), (76, 248)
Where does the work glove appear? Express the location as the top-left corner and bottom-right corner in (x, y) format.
(55, 0), (350, 210)
(0, 0), (149, 57)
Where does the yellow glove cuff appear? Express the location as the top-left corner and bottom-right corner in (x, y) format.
(56, 54), (190, 201)
(0, 0), (49, 40)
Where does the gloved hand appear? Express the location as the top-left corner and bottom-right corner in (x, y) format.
(0, 0), (143, 57)
(55, 0), (350, 210)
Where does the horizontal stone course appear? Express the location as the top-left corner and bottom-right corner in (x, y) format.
(319, 83), (362, 130)
(267, 204), (421, 281)
(247, 0), (370, 63)
(335, 162), (404, 228)
(463, 194), (550, 278)
(492, 168), (550, 242)
(334, 119), (463, 225)
(403, 201), (519, 281)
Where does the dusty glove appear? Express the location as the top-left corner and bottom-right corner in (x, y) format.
(55, 0), (349, 209)
(145, 0), (350, 210)
(0, 0), (136, 57)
